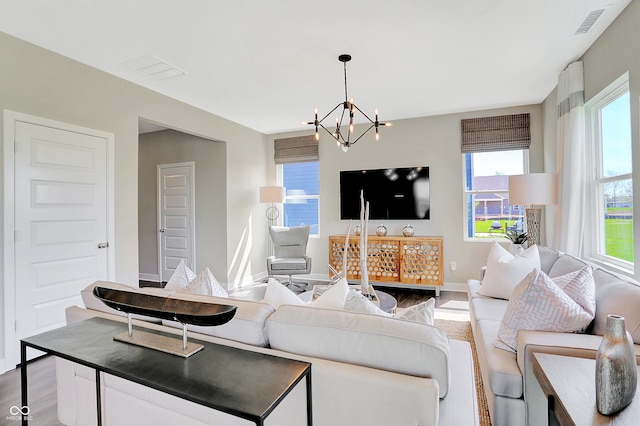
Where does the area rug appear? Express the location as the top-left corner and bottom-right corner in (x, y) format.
(434, 310), (491, 426)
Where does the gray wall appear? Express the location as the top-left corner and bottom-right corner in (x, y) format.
(269, 103), (545, 290)
(138, 130), (227, 282)
(541, 0), (640, 280)
(0, 32), (269, 365)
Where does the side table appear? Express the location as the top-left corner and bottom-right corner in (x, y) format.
(533, 352), (640, 425)
(21, 317), (312, 426)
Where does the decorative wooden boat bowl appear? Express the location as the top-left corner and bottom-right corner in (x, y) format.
(93, 286), (238, 357)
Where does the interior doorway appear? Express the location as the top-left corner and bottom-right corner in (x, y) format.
(157, 162), (196, 281)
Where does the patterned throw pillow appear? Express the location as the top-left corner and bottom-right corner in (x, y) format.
(394, 299), (435, 326)
(177, 266), (229, 297)
(495, 267), (595, 352)
(479, 242), (541, 300)
(343, 290), (435, 326)
(165, 259), (196, 290)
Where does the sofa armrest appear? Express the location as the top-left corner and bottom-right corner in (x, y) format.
(517, 330), (640, 426)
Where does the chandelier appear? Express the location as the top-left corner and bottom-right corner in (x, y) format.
(304, 54), (391, 152)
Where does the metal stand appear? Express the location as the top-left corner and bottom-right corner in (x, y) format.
(114, 313), (203, 358)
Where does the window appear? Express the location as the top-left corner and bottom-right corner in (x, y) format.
(273, 135), (320, 236)
(587, 76), (633, 266)
(460, 113), (531, 240)
(464, 150), (527, 239)
(280, 161), (320, 235)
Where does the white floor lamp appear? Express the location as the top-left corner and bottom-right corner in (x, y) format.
(508, 173), (557, 246)
(260, 186), (286, 257)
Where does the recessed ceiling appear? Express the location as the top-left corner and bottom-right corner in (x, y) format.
(0, 0), (631, 134)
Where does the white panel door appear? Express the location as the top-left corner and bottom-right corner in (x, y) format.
(158, 163), (195, 282)
(14, 122), (108, 351)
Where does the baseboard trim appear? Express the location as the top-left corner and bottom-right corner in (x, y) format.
(139, 273), (160, 282)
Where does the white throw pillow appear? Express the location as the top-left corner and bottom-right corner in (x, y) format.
(394, 298), (435, 326)
(165, 259), (196, 291)
(177, 267), (229, 297)
(263, 278), (307, 309)
(344, 289), (390, 316)
(311, 277), (349, 309)
(479, 242), (541, 299)
(495, 268), (595, 352)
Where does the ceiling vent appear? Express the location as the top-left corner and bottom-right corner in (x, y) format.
(575, 8), (607, 34)
(121, 55), (186, 80)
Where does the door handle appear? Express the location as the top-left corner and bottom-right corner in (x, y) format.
(97, 242), (109, 249)
(159, 229), (165, 233)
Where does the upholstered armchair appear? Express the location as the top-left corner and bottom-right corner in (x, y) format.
(266, 225), (311, 288)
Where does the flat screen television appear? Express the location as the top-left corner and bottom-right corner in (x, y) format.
(340, 166), (430, 220)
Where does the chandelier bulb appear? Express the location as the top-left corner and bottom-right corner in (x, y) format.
(315, 131), (320, 141)
(341, 144), (349, 153)
(375, 131), (380, 142)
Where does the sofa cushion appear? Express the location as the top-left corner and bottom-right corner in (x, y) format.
(470, 296), (508, 323)
(592, 268), (640, 344)
(547, 253), (587, 278)
(496, 268), (595, 352)
(475, 320), (523, 398)
(479, 242), (540, 300)
(538, 245), (562, 274)
(162, 292), (275, 347)
(81, 281), (175, 324)
(266, 305), (451, 397)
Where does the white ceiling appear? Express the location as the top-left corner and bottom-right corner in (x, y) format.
(0, 0), (631, 135)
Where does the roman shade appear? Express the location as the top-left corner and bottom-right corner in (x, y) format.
(461, 113), (531, 153)
(274, 135), (319, 164)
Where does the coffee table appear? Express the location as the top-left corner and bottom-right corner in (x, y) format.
(533, 352), (640, 425)
(299, 288), (397, 314)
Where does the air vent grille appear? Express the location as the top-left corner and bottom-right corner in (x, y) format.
(575, 8), (606, 34)
(121, 55), (186, 80)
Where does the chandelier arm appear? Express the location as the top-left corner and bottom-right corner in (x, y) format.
(317, 103), (343, 124)
(350, 103), (376, 125)
(318, 122), (339, 140)
(348, 124), (376, 146)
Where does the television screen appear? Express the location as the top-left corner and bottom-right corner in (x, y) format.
(340, 167), (430, 220)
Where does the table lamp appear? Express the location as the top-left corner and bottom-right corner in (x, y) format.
(508, 173), (557, 246)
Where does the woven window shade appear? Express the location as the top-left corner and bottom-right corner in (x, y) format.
(274, 135), (319, 164)
(461, 113), (531, 153)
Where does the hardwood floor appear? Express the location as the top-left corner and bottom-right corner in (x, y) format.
(0, 284), (466, 425)
(0, 356), (62, 426)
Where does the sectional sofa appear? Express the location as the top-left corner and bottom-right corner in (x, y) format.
(56, 281), (479, 425)
(467, 244), (640, 426)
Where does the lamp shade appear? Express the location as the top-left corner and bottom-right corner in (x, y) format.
(259, 186), (286, 203)
(508, 173), (557, 206)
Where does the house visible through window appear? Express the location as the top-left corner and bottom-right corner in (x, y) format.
(464, 150), (527, 238)
(587, 75), (633, 266)
(461, 113), (531, 239)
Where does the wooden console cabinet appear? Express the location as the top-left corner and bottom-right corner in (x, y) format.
(328, 235), (444, 289)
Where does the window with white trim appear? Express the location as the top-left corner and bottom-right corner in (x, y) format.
(464, 150), (528, 239)
(273, 135), (320, 236)
(461, 113), (531, 240)
(586, 75), (633, 267)
(279, 161), (319, 235)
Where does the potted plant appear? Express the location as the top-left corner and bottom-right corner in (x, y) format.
(505, 230), (528, 252)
